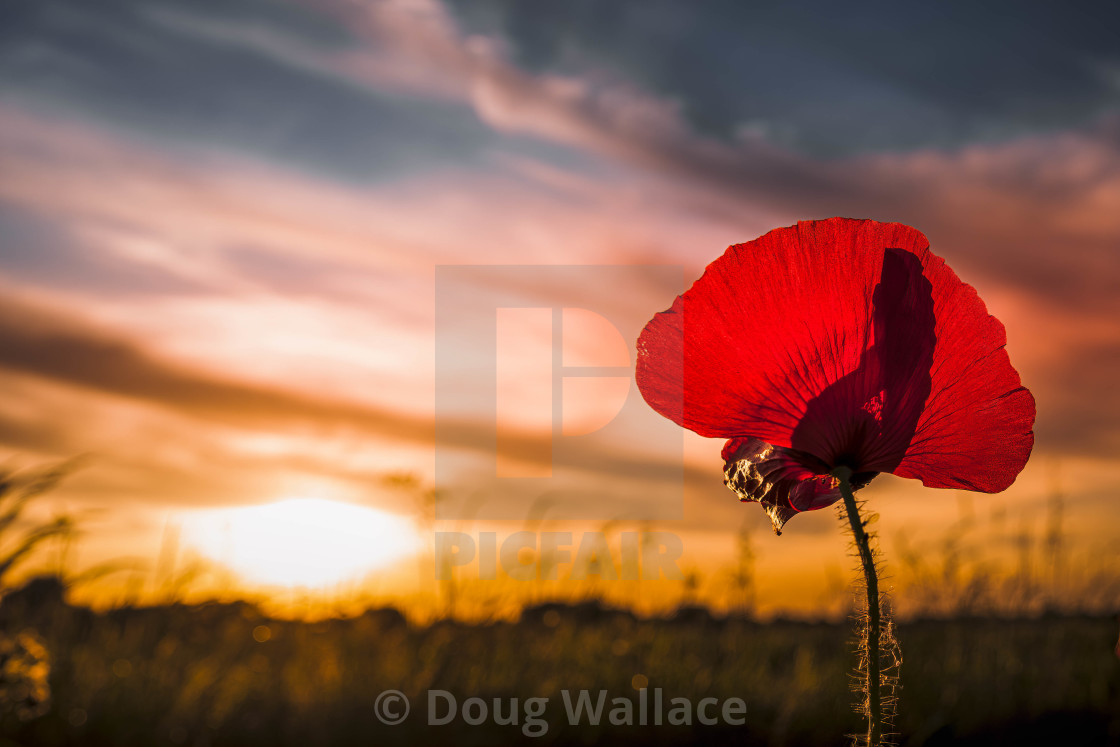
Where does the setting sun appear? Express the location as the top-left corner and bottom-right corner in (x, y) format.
(182, 498), (423, 589)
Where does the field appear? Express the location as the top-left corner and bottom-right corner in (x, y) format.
(1, 580), (1117, 746)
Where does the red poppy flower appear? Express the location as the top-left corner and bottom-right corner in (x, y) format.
(636, 218), (1035, 533)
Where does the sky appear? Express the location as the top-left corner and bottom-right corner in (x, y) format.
(1, 0), (1118, 615)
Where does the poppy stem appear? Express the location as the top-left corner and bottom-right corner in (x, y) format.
(833, 465), (883, 747)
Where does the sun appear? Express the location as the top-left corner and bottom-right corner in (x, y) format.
(183, 498), (423, 589)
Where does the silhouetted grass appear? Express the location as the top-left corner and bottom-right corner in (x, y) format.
(1, 582), (1117, 746)
(1, 464), (1118, 745)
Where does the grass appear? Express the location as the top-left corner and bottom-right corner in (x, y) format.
(1, 583), (1118, 746)
(0, 462), (1117, 745)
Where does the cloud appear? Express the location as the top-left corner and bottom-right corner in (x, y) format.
(0, 293), (710, 509)
(314, 1), (1120, 322)
(3, 55), (1120, 498)
(443, 0), (1120, 154)
(315, 0), (1120, 468)
(0, 0), (497, 180)
(2, 0), (1119, 548)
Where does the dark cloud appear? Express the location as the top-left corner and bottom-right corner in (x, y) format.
(0, 202), (216, 297)
(1032, 340), (1120, 458)
(0, 0), (498, 181)
(0, 294), (429, 437)
(0, 296), (700, 489)
(446, 0), (1120, 155)
(0, 405), (77, 455)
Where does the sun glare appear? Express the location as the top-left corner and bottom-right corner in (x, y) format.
(183, 498), (423, 588)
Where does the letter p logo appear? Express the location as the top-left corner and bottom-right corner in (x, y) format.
(435, 266), (683, 520)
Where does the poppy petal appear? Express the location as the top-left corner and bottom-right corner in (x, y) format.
(636, 217), (1034, 495)
(890, 251), (1036, 492)
(723, 437), (876, 534)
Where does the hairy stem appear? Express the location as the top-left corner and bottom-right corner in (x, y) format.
(833, 466), (883, 747)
